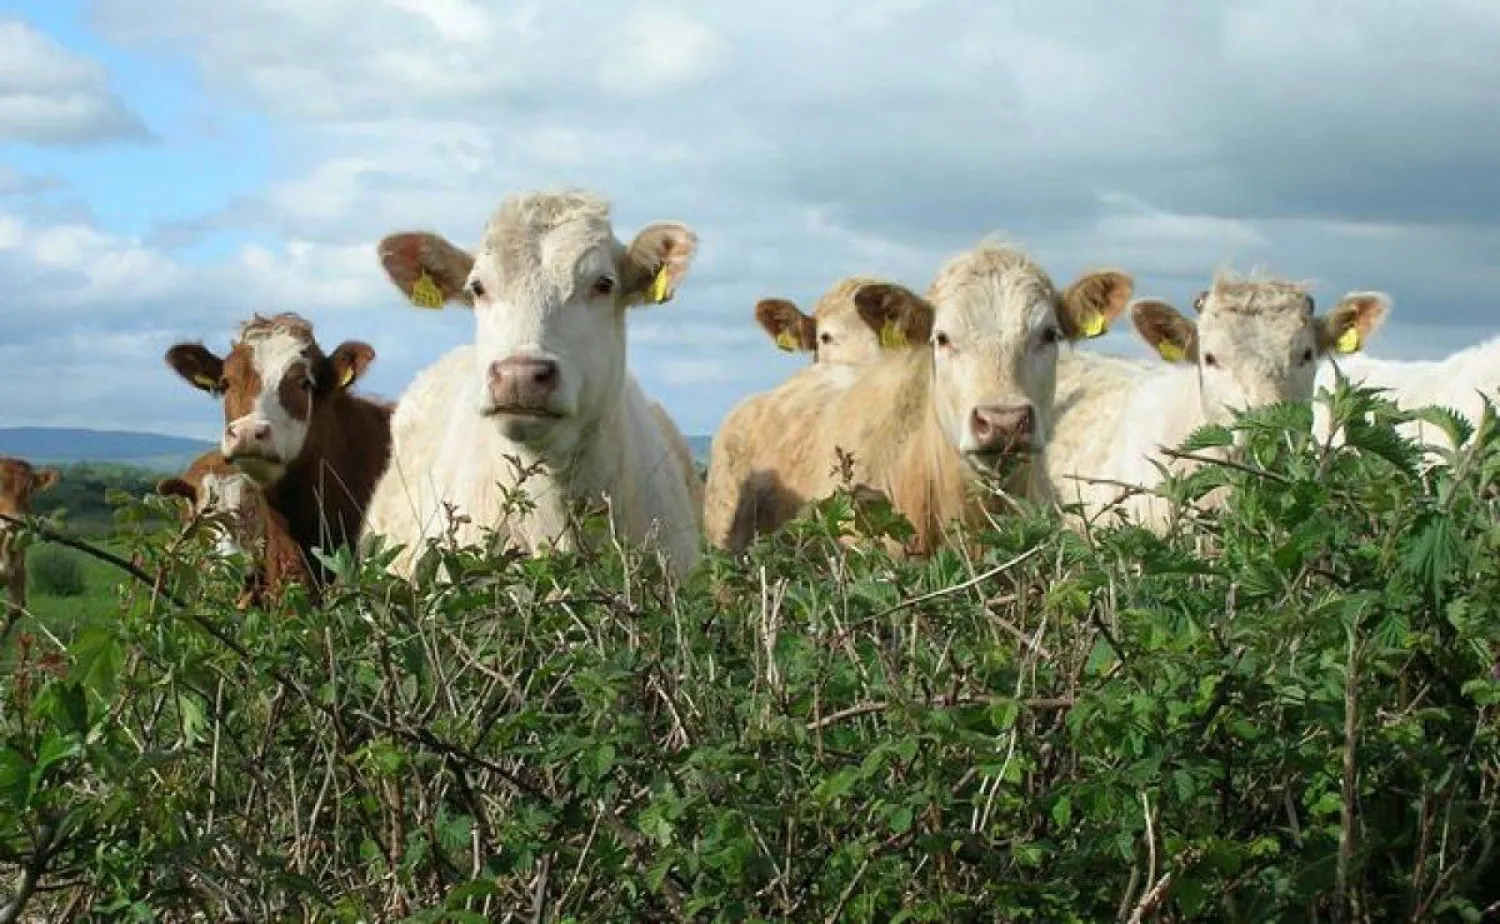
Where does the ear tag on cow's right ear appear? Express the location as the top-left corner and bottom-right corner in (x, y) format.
(1080, 310), (1107, 338)
(338, 367), (356, 388)
(193, 374), (218, 392)
(1157, 341), (1186, 362)
(410, 271), (444, 309)
(1334, 326), (1361, 354)
(774, 329), (801, 352)
(878, 319), (907, 350)
(648, 265), (673, 305)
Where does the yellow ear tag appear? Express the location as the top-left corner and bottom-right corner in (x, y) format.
(1080, 310), (1107, 338)
(410, 271), (444, 309)
(338, 367), (356, 388)
(1157, 341), (1186, 362)
(1334, 327), (1360, 354)
(774, 329), (801, 352)
(879, 319), (907, 350)
(648, 265), (673, 304)
(193, 374), (218, 391)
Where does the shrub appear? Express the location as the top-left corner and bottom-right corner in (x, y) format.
(1, 381), (1498, 921)
(26, 545), (86, 598)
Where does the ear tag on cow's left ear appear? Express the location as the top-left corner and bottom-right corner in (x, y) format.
(338, 366), (356, 388)
(774, 329), (801, 351)
(193, 374), (218, 392)
(410, 271), (444, 309)
(1334, 326), (1361, 354)
(1080, 310), (1107, 338)
(879, 319), (907, 350)
(648, 265), (673, 305)
(1157, 341), (1186, 362)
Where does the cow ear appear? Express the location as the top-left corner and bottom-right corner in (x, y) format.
(754, 299), (817, 353)
(30, 469), (59, 493)
(378, 231), (476, 309)
(622, 222), (698, 307)
(329, 341), (376, 390)
(1131, 299), (1199, 363)
(853, 283), (934, 349)
(1060, 270), (1133, 341)
(1318, 291), (1391, 355)
(156, 477), (197, 502)
(166, 344), (226, 394)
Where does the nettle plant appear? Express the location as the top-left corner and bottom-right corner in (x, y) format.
(1, 378), (1498, 922)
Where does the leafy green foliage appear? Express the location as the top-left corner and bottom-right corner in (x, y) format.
(1, 382), (1498, 921)
(26, 546), (86, 598)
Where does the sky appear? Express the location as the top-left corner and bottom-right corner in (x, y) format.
(2, 0), (1498, 441)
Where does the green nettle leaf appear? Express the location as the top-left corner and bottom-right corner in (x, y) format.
(889, 805), (915, 834)
(177, 693), (208, 749)
(1051, 795), (1073, 828)
(29, 733), (83, 797)
(70, 626), (124, 702)
(0, 748), (30, 806)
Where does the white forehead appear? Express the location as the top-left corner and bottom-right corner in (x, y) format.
(473, 190), (620, 291)
(199, 472), (257, 512)
(927, 241), (1059, 334)
(1198, 281), (1317, 351)
(243, 327), (314, 387)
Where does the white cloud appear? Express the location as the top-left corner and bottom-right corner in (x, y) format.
(598, 8), (726, 96)
(0, 18), (150, 145)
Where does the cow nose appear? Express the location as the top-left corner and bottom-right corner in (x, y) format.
(227, 421), (272, 446)
(492, 357), (564, 393)
(969, 404), (1035, 450)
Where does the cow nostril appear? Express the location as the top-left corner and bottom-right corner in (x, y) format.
(532, 361), (558, 387)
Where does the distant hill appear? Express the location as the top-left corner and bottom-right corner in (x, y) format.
(0, 426), (715, 471)
(0, 427), (211, 472)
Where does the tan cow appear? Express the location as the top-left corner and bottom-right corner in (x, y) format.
(706, 276), (909, 549)
(0, 456), (59, 631)
(1047, 273), (1390, 530)
(705, 241), (1133, 554)
(754, 275), (891, 366)
(363, 189), (705, 579)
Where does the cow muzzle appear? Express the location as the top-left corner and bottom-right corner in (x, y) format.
(965, 403), (1037, 464)
(485, 356), (564, 419)
(223, 419), (280, 463)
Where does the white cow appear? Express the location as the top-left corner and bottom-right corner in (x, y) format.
(1312, 333), (1500, 452)
(363, 190), (704, 578)
(1048, 274), (1391, 531)
(753, 275), (891, 366)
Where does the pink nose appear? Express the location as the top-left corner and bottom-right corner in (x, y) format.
(225, 421), (272, 450)
(489, 356), (560, 407)
(969, 404), (1034, 451)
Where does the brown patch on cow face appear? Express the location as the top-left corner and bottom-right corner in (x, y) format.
(755, 299), (817, 354)
(853, 283), (935, 349)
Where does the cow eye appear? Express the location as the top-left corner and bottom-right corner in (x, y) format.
(819, 332), (832, 345)
(1301, 347), (1314, 363)
(592, 275), (616, 297)
(934, 331), (951, 348)
(1203, 353), (1219, 367)
(1039, 327), (1062, 347)
(465, 278), (486, 299)
(301, 377), (315, 391)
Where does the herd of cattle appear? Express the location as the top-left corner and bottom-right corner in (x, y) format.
(4, 186), (1498, 617)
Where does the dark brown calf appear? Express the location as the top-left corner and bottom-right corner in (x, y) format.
(164, 313), (393, 584)
(1, 456), (60, 635)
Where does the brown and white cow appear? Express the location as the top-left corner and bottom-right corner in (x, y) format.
(164, 313), (393, 583)
(1047, 273), (1390, 531)
(157, 449), (312, 607)
(362, 189), (704, 578)
(705, 241), (1133, 554)
(1, 456), (59, 628)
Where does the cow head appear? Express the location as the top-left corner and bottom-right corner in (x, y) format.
(1132, 276), (1391, 426)
(0, 457), (59, 522)
(855, 245), (1132, 474)
(755, 276), (891, 366)
(165, 314), (376, 485)
(378, 190), (697, 451)
(157, 469), (268, 560)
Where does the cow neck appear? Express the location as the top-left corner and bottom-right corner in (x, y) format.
(271, 390), (387, 549)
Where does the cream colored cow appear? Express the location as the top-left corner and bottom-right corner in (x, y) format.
(1312, 333), (1498, 453)
(705, 240), (1132, 554)
(754, 275), (892, 366)
(1048, 273), (1391, 531)
(363, 189), (704, 578)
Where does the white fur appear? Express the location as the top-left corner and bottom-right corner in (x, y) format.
(1313, 333), (1500, 451)
(222, 327), (313, 480)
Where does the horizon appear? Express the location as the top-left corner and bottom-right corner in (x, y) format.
(3, 3), (1499, 442)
